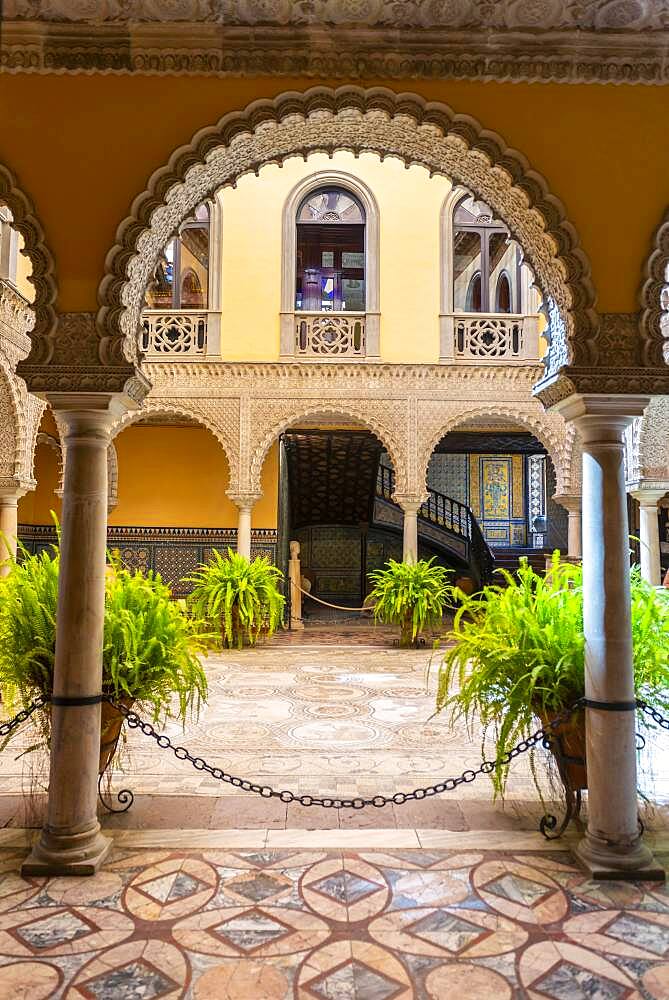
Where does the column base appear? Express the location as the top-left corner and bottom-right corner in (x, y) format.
(576, 831), (665, 882)
(22, 823), (112, 877)
(290, 618), (305, 630)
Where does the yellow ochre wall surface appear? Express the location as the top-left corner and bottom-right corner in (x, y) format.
(107, 426), (278, 529)
(1, 75), (668, 317)
(220, 152), (450, 363)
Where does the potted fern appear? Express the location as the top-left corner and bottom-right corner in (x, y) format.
(186, 548), (285, 649)
(436, 553), (669, 799)
(0, 540), (209, 775)
(368, 557), (452, 648)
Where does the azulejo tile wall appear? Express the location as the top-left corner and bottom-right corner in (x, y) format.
(0, 845), (667, 998)
(18, 525), (278, 596)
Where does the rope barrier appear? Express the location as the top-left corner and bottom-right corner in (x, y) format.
(295, 583), (373, 614)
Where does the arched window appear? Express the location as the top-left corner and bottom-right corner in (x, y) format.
(495, 271), (512, 313)
(465, 273), (482, 312)
(145, 202), (210, 310)
(452, 195), (520, 313)
(295, 187), (366, 313)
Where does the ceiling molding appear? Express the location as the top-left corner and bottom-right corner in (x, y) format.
(2, 16), (669, 84)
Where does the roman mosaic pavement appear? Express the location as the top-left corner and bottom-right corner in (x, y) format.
(0, 842), (667, 998)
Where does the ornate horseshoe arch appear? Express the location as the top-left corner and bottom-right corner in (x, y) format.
(641, 207), (669, 367)
(417, 404), (575, 497)
(98, 86), (599, 381)
(248, 402), (408, 498)
(0, 161), (57, 359)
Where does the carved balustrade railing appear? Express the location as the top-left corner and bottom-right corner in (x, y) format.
(440, 313), (540, 364)
(292, 312), (366, 358)
(141, 311), (209, 357)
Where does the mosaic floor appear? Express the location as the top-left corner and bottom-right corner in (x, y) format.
(1, 643), (667, 834)
(0, 845), (667, 999)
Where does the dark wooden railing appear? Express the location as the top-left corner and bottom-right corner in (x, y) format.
(375, 465), (495, 584)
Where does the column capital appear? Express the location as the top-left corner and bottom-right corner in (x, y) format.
(0, 482), (31, 502)
(552, 493), (581, 514)
(549, 392), (650, 443)
(628, 484), (669, 506)
(393, 493), (428, 514)
(227, 491), (262, 512)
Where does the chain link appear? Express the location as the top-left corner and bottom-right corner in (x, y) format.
(636, 698), (669, 731)
(0, 696), (49, 740)
(105, 695), (587, 810)
(3, 694), (668, 810)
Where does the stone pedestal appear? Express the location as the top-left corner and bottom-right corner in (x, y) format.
(22, 397), (128, 877)
(630, 489), (667, 586)
(558, 395), (663, 881)
(288, 540), (304, 629)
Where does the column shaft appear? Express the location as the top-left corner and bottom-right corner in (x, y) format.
(576, 414), (657, 877)
(402, 508), (418, 563)
(567, 509), (582, 559)
(639, 502), (662, 586)
(22, 409), (113, 876)
(237, 506), (253, 559)
(0, 495), (20, 574)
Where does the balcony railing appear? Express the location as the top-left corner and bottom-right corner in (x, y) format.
(440, 313), (540, 364)
(141, 311), (208, 357)
(293, 311), (366, 358)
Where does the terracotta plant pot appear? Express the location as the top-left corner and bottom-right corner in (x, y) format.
(538, 707), (587, 791)
(99, 696), (134, 776)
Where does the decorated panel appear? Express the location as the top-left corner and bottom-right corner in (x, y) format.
(468, 453), (526, 547)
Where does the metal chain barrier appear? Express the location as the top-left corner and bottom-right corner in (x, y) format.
(0, 696), (49, 740)
(2, 695), (668, 812)
(103, 695), (588, 810)
(295, 584), (372, 614)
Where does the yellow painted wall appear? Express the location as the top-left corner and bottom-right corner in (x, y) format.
(105, 425), (278, 530)
(220, 152), (450, 363)
(1, 75), (669, 318)
(109, 425), (235, 528)
(18, 442), (61, 525)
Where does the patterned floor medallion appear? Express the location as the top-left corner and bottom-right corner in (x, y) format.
(0, 846), (666, 997)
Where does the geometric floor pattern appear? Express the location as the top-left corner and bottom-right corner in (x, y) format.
(2, 643), (666, 811)
(0, 846), (667, 998)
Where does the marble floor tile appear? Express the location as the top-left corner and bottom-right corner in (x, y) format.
(0, 845), (666, 998)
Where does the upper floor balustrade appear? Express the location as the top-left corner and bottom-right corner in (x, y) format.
(440, 312), (541, 364)
(140, 310), (221, 359)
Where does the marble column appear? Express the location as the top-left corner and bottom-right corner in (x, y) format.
(229, 493), (260, 560)
(560, 395), (662, 879)
(395, 497), (423, 563)
(631, 489), (667, 586)
(0, 487), (27, 573)
(22, 398), (122, 877)
(553, 494), (582, 559)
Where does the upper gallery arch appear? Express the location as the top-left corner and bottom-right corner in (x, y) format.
(97, 86), (598, 383)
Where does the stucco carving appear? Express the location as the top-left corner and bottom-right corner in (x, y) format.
(635, 396), (669, 483)
(641, 208), (669, 368)
(3, 4), (669, 85)
(110, 397), (238, 486)
(0, 162), (57, 362)
(18, 311), (151, 400)
(98, 86), (598, 385)
(127, 358), (578, 501)
(416, 400), (576, 496)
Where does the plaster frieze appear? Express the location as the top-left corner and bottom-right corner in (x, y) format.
(0, 281), (34, 364)
(0, 163), (57, 362)
(97, 86), (599, 385)
(3, 7), (669, 85)
(641, 208), (669, 368)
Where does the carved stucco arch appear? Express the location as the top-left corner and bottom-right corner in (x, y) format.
(0, 362), (24, 484)
(249, 401), (407, 497)
(98, 86), (599, 377)
(110, 399), (237, 488)
(417, 403), (575, 496)
(636, 397), (669, 483)
(0, 162), (57, 358)
(640, 208), (669, 367)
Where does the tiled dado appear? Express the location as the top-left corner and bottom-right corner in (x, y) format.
(18, 525), (278, 596)
(0, 846), (667, 999)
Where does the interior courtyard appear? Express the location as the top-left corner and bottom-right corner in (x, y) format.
(1, 2), (669, 997)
